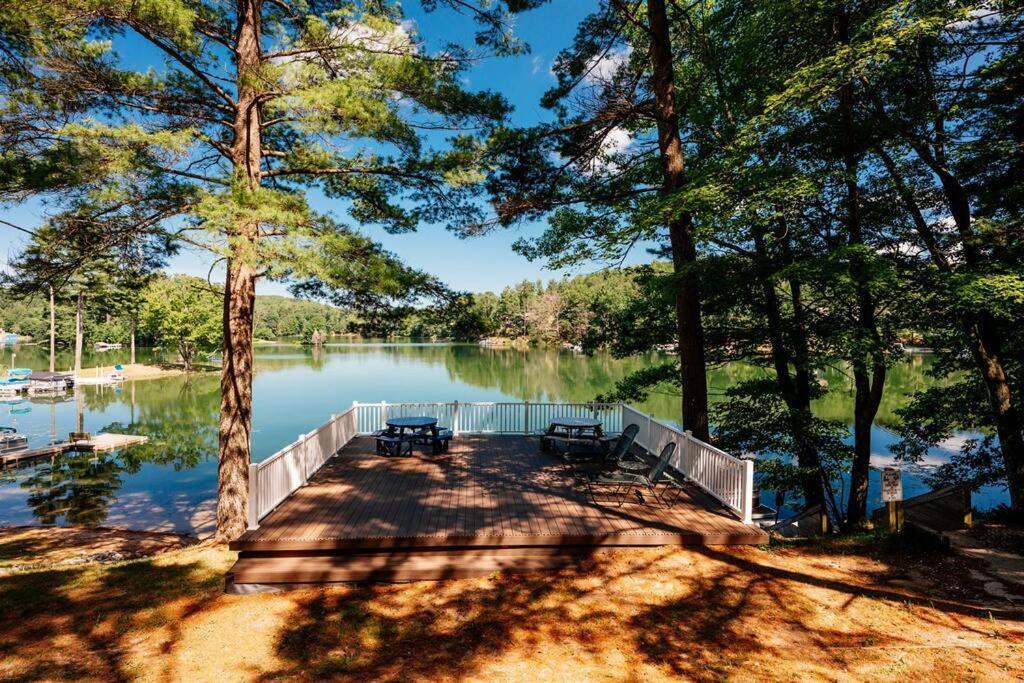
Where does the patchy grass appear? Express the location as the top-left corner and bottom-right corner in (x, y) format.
(0, 536), (1022, 681)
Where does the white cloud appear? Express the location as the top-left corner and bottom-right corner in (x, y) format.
(600, 126), (632, 156)
(950, 7), (1000, 30)
(580, 126), (633, 175)
(531, 54), (546, 76)
(329, 19), (418, 56)
(583, 47), (631, 86)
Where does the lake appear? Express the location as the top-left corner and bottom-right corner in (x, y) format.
(0, 342), (1007, 535)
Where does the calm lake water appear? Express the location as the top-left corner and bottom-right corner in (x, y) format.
(0, 342), (1007, 535)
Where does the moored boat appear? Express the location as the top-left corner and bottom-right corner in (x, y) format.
(27, 371), (75, 394)
(0, 426), (28, 454)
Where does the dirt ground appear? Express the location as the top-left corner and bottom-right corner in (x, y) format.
(1, 533), (1022, 682)
(0, 527), (197, 571)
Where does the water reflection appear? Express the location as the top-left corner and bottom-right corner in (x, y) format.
(21, 452), (123, 526)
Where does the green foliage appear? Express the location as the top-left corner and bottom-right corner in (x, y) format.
(713, 379), (853, 500)
(138, 275), (222, 369)
(254, 296), (353, 341)
(461, 268), (644, 346)
(890, 377), (1007, 490)
(493, 0), (1023, 512)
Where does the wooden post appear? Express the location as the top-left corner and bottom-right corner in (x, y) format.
(453, 400), (461, 436)
(886, 501), (904, 532)
(524, 400), (530, 435)
(247, 462), (260, 530)
(962, 486), (973, 527)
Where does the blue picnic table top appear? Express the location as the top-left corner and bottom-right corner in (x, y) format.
(386, 416), (438, 430)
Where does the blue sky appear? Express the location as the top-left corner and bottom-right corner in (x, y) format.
(0, 2), (649, 296)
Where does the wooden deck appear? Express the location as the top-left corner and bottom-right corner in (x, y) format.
(228, 435), (766, 587)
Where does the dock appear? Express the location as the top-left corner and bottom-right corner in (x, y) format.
(1, 433), (149, 467)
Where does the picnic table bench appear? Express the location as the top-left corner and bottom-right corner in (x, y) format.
(375, 416), (453, 456)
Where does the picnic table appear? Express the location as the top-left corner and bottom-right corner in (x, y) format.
(376, 416), (451, 456)
(540, 416), (607, 455)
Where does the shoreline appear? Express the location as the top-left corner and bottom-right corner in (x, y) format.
(73, 362), (219, 382)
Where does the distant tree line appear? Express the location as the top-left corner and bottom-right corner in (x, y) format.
(0, 280), (354, 352)
(392, 267), (646, 347)
(253, 295), (355, 341)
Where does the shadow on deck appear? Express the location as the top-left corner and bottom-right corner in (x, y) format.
(227, 435), (767, 588)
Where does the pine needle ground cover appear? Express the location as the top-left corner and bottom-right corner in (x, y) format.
(1, 535), (1021, 681)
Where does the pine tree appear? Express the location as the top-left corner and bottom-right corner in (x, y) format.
(0, 0), (522, 539)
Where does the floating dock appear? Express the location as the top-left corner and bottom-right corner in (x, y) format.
(0, 433), (149, 467)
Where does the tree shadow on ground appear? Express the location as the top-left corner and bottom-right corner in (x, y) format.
(258, 542), (1024, 681)
(2, 538), (1023, 681)
(0, 547), (225, 682)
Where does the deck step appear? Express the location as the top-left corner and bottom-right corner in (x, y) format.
(228, 547), (599, 584)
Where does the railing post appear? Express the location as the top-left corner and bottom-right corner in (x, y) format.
(247, 462), (260, 530)
(683, 430), (693, 478)
(741, 458), (755, 524)
(453, 400), (461, 435)
(379, 401), (387, 432)
(646, 412), (653, 452)
(330, 414), (338, 455)
(299, 434), (309, 484)
(523, 400), (530, 435)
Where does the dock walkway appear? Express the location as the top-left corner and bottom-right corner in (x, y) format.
(1, 433), (149, 467)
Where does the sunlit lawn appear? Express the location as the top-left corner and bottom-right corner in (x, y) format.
(1, 535), (1022, 682)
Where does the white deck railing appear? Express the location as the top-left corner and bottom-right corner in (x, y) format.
(246, 406), (358, 529)
(352, 400), (623, 436)
(246, 401), (755, 530)
(622, 404), (754, 523)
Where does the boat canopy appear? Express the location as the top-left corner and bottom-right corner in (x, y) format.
(28, 371), (73, 382)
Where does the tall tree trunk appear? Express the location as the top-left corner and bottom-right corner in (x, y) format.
(130, 316), (136, 365)
(74, 292), (83, 375)
(837, 11), (886, 526)
(887, 91), (1024, 511)
(645, 0), (710, 440)
(216, 0), (263, 542)
(752, 226), (825, 507)
(48, 285), (55, 373)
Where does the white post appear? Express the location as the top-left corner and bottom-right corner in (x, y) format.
(330, 414), (338, 455)
(453, 400), (461, 435)
(524, 400), (530, 435)
(646, 412), (654, 452)
(379, 401), (387, 432)
(683, 430), (693, 479)
(741, 458), (755, 524)
(247, 462), (260, 530)
(298, 434), (308, 484)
